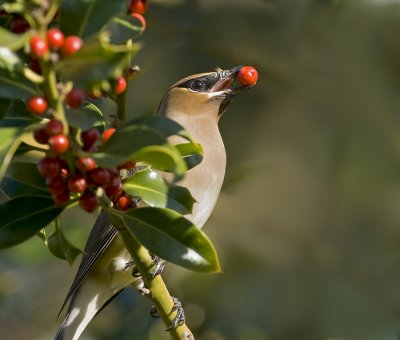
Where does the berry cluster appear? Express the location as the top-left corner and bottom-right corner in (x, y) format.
(35, 125), (137, 212)
(3, 1), (151, 212)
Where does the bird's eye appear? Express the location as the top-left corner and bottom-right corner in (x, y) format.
(190, 80), (205, 92)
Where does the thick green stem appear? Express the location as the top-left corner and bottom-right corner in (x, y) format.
(108, 212), (194, 340)
(115, 89), (128, 128)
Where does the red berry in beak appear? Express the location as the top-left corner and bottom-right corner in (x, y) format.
(237, 66), (258, 86)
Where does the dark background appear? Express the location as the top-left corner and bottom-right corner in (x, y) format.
(2, 0), (400, 339)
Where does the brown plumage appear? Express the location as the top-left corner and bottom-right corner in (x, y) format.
(55, 66), (253, 340)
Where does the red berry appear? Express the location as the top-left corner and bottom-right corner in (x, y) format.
(61, 36), (83, 57)
(116, 195), (136, 210)
(81, 127), (99, 150)
(237, 66), (258, 86)
(30, 36), (48, 58)
(47, 28), (65, 50)
(115, 76), (127, 95)
(101, 128), (116, 144)
(117, 160), (136, 170)
(26, 96), (47, 115)
(69, 175), (87, 193)
(52, 190), (70, 205)
(129, 0), (148, 14)
(45, 119), (63, 136)
(10, 16), (29, 34)
(46, 176), (68, 195)
(79, 191), (98, 212)
(107, 167), (119, 179)
(33, 128), (49, 144)
(48, 134), (69, 154)
(29, 59), (41, 74)
(90, 168), (111, 186)
(37, 157), (61, 178)
(105, 176), (123, 199)
(75, 157), (97, 173)
(131, 13), (146, 30)
(66, 88), (85, 108)
(60, 167), (69, 179)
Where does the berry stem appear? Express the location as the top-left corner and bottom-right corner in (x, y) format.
(115, 83), (127, 127)
(41, 62), (69, 134)
(43, 1), (59, 26)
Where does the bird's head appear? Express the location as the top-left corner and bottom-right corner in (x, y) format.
(158, 66), (256, 120)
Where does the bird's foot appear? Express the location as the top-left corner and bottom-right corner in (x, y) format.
(150, 296), (186, 330)
(149, 255), (165, 279)
(166, 296), (186, 331)
(137, 279), (150, 296)
(131, 266), (141, 278)
(150, 305), (160, 318)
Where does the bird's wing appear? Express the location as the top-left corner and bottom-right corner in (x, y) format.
(58, 211), (118, 316)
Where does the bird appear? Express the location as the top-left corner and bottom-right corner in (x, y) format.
(55, 65), (255, 340)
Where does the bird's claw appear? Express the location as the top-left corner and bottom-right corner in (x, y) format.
(150, 305), (160, 318)
(137, 280), (150, 296)
(149, 255), (165, 279)
(165, 296), (185, 331)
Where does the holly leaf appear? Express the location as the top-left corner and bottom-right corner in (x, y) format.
(0, 118), (34, 182)
(123, 167), (196, 214)
(0, 28), (29, 51)
(58, 35), (140, 89)
(126, 115), (193, 142)
(0, 98), (11, 120)
(0, 196), (64, 249)
(0, 162), (48, 198)
(0, 68), (41, 99)
(66, 102), (104, 130)
(102, 14), (145, 45)
(91, 125), (187, 175)
(175, 142), (203, 169)
(47, 225), (82, 264)
(59, 0), (126, 39)
(113, 207), (221, 273)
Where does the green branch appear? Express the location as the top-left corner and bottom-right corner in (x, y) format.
(108, 212), (195, 340)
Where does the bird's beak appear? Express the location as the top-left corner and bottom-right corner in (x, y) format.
(209, 65), (252, 96)
(209, 66), (252, 115)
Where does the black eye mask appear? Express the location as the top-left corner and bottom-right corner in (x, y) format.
(177, 73), (220, 92)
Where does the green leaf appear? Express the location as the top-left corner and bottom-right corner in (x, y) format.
(92, 126), (187, 175)
(58, 36), (140, 89)
(60, 0), (126, 39)
(3, 99), (35, 119)
(102, 14), (144, 45)
(115, 207), (221, 273)
(47, 224), (82, 264)
(175, 142), (203, 169)
(0, 98), (11, 120)
(0, 28), (29, 51)
(0, 118), (33, 182)
(127, 115), (192, 141)
(0, 68), (41, 99)
(0, 162), (48, 198)
(133, 145), (187, 175)
(0, 196), (64, 249)
(0, 47), (21, 71)
(123, 168), (196, 214)
(66, 102), (104, 129)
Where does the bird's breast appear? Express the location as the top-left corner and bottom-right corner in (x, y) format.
(168, 113), (226, 228)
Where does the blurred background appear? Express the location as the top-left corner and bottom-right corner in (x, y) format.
(2, 0), (400, 338)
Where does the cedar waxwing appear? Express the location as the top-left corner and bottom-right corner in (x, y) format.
(55, 65), (254, 340)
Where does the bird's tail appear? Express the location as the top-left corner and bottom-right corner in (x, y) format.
(55, 234), (136, 340)
(55, 279), (128, 340)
